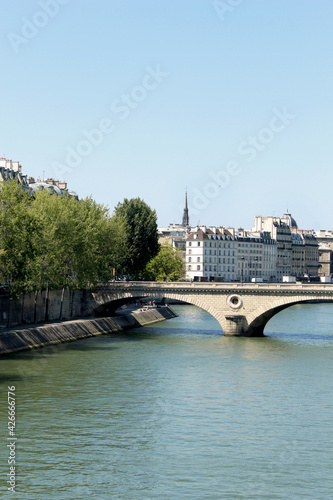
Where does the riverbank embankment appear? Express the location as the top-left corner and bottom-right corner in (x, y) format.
(0, 306), (177, 355)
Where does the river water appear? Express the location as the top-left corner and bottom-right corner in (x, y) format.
(1, 303), (333, 499)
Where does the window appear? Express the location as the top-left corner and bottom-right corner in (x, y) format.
(188, 241), (191, 246)
(188, 265), (191, 271)
(197, 257), (200, 262)
(198, 242), (201, 246)
(197, 265), (200, 270)
(189, 257), (191, 262)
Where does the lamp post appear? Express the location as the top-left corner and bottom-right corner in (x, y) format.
(241, 256), (245, 283)
(254, 256), (258, 280)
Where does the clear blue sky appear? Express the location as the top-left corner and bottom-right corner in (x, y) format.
(1, 0), (332, 230)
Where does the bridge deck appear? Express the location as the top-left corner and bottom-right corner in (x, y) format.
(96, 281), (333, 294)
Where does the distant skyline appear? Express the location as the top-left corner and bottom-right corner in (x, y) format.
(1, 0), (333, 230)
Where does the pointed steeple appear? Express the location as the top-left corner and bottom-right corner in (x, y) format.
(182, 190), (189, 226)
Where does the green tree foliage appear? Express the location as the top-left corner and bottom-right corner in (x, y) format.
(0, 181), (125, 297)
(0, 181), (34, 295)
(114, 197), (159, 279)
(145, 244), (185, 282)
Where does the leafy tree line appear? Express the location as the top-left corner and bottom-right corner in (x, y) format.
(0, 181), (184, 298)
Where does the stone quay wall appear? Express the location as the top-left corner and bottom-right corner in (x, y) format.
(0, 289), (86, 329)
(0, 306), (177, 355)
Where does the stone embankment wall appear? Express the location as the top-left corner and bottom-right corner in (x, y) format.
(0, 289), (85, 329)
(0, 306), (177, 355)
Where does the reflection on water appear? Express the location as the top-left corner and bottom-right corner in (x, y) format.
(0, 303), (332, 499)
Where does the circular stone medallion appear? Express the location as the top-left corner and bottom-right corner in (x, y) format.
(227, 294), (243, 310)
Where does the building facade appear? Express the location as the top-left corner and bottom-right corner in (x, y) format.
(162, 198), (320, 282)
(253, 212), (319, 280)
(0, 158), (77, 198)
(185, 226), (277, 282)
(186, 227), (237, 281)
(314, 230), (333, 277)
(0, 158), (29, 189)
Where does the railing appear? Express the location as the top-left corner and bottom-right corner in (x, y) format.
(95, 281), (333, 292)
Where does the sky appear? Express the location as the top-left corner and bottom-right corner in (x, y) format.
(1, 0), (332, 230)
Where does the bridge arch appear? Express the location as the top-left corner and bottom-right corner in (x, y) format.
(89, 290), (228, 332)
(246, 296), (333, 336)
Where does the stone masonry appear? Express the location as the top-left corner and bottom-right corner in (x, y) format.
(85, 282), (333, 336)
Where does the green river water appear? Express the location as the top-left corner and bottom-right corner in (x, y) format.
(1, 303), (333, 499)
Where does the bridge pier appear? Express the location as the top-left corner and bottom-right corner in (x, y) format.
(224, 315), (247, 336)
(223, 315), (261, 337)
(223, 315), (265, 336)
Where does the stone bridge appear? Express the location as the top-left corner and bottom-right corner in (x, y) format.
(84, 281), (333, 336)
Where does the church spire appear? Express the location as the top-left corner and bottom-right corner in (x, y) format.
(182, 190), (189, 226)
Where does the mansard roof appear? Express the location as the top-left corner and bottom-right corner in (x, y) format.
(186, 227), (234, 240)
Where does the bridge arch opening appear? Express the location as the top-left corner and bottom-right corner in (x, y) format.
(93, 295), (191, 317)
(91, 293), (225, 333)
(94, 296), (147, 316)
(248, 299), (333, 336)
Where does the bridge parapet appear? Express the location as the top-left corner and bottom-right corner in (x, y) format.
(96, 281), (333, 292)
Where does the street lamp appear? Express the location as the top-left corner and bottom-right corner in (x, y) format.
(254, 256), (258, 280)
(241, 256), (245, 283)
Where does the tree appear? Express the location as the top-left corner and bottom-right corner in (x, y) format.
(0, 180), (126, 297)
(0, 181), (34, 296)
(27, 191), (125, 291)
(145, 244), (185, 281)
(114, 198), (159, 279)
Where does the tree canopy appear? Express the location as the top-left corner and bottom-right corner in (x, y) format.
(144, 244), (185, 282)
(114, 197), (159, 279)
(0, 183), (174, 296)
(0, 181), (125, 297)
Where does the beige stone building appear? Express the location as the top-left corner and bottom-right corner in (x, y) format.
(253, 211), (319, 279)
(314, 230), (333, 277)
(185, 226), (277, 282)
(0, 158), (29, 189)
(186, 227), (237, 282)
(0, 158), (77, 198)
